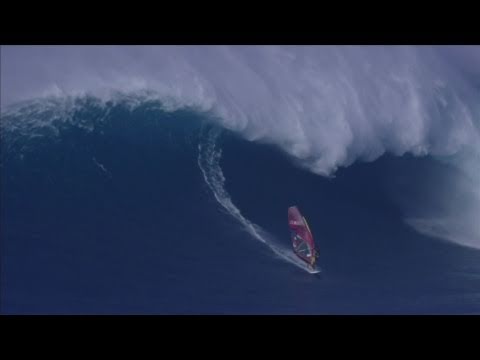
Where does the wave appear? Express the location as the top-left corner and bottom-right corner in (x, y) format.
(2, 45), (480, 249)
(3, 46), (479, 173)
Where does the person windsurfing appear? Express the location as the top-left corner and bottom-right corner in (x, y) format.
(288, 206), (319, 271)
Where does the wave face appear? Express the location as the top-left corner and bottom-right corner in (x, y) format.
(1, 46), (480, 313)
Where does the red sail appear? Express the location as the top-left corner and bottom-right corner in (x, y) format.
(288, 206), (317, 266)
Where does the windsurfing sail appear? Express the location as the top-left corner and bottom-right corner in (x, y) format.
(288, 206), (318, 268)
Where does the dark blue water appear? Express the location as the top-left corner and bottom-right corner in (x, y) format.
(2, 98), (480, 314)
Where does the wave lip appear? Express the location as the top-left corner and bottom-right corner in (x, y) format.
(3, 46), (480, 176)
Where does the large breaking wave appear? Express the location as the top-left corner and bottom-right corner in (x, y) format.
(2, 45), (480, 249)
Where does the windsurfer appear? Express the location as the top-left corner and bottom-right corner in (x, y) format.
(289, 206), (319, 272)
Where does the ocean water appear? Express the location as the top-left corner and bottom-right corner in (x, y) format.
(1, 46), (480, 314)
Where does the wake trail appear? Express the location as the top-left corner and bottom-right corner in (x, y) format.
(197, 127), (319, 274)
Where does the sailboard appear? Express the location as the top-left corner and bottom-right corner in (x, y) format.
(288, 206), (320, 273)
